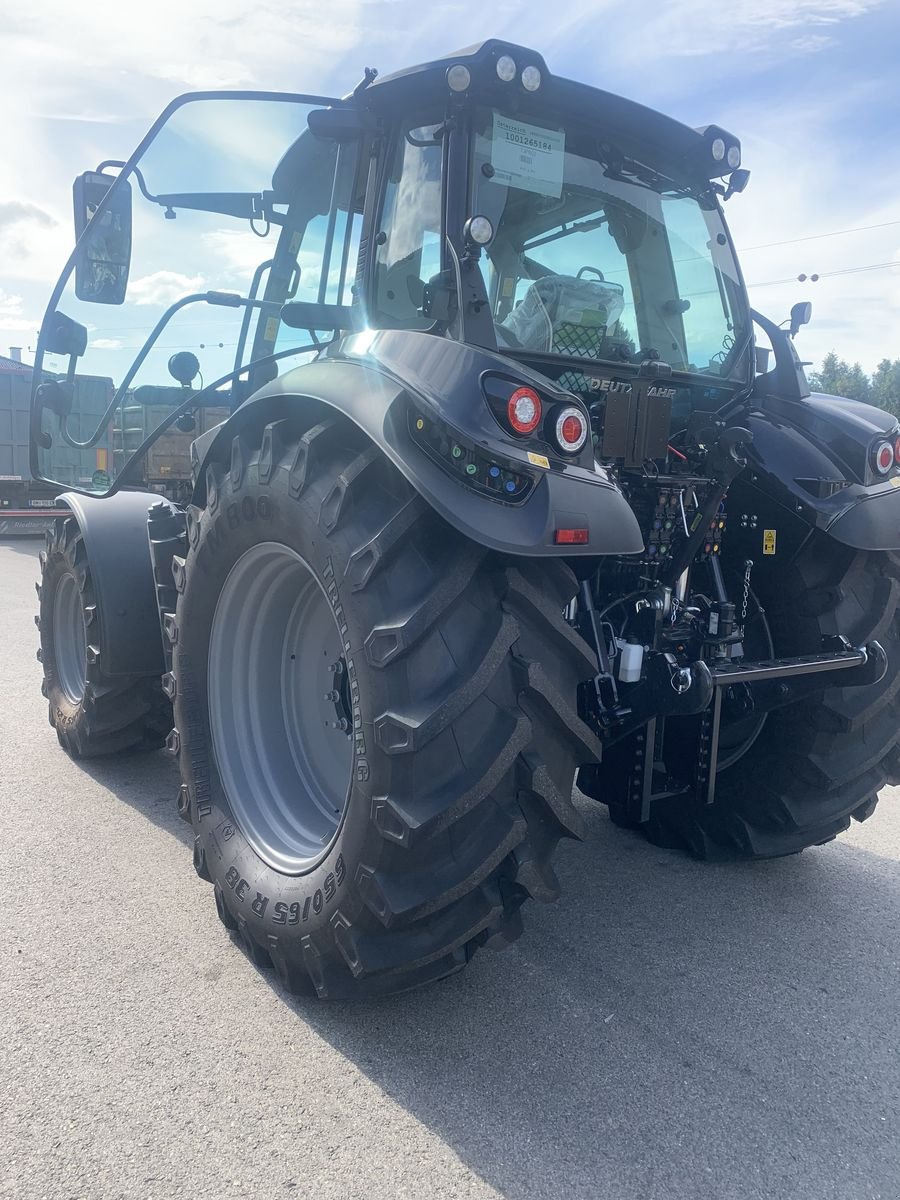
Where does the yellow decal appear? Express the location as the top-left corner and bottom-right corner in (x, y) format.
(763, 528), (776, 556)
(264, 316), (280, 342)
(95, 447), (108, 471)
(527, 451), (550, 469)
(891, 477), (900, 488)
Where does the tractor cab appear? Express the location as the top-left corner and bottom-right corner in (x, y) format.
(31, 40), (754, 498)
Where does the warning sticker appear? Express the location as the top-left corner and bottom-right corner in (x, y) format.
(490, 113), (565, 198)
(763, 529), (777, 556)
(527, 451), (550, 469)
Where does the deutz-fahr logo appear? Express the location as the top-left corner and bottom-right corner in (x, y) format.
(594, 378), (677, 400)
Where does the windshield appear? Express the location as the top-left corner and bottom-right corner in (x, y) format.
(32, 94), (361, 495)
(472, 107), (748, 381)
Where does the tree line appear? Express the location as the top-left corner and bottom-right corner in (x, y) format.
(808, 352), (900, 415)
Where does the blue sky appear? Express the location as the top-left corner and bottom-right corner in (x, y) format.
(2, 0), (899, 375)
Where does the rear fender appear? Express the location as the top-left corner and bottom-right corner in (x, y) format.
(190, 330), (644, 558)
(727, 394), (900, 555)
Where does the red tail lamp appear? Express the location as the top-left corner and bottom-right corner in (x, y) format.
(873, 439), (894, 476)
(507, 387), (542, 435)
(554, 406), (588, 453)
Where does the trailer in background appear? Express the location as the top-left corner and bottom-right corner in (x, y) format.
(0, 355), (70, 537)
(2, 354), (228, 533)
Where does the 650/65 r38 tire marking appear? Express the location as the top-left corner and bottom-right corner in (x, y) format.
(170, 411), (602, 999)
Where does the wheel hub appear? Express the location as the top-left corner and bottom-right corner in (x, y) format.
(207, 542), (353, 875)
(52, 570), (87, 705)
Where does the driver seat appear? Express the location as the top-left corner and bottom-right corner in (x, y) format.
(500, 274), (625, 357)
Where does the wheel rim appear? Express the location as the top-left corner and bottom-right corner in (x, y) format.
(207, 542), (353, 875)
(53, 571), (87, 705)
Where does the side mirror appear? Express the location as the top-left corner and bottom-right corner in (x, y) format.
(72, 171), (132, 305)
(307, 106), (380, 142)
(280, 300), (357, 331)
(789, 301), (812, 337)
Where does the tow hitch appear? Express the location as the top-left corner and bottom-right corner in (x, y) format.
(581, 638), (887, 822)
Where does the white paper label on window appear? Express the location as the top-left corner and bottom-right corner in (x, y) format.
(490, 113), (565, 198)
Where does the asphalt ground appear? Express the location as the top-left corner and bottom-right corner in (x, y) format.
(2, 536), (899, 1200)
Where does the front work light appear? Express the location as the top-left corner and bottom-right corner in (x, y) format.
(696, 125), (743, 179)
(464, 215), (494, 246)
(447, 64), (471, 92)
(521, 65), (542, 91)
(496, 54), (517, 81)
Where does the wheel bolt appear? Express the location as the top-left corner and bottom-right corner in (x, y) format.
(324, 690), (339, 702)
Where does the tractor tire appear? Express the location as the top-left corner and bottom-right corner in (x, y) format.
(612, 535), (900, 859)
(37, 513), (170, 758)
(169, 413), (601, 999)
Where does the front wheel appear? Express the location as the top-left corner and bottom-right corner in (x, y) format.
(170, 413), (602, 998)
(37, 514), (169, 758)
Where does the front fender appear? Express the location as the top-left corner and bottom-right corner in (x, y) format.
(55, 489), (169, 676)
(191, 331), (644, 557)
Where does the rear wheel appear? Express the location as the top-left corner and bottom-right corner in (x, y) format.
(170, 413), (601, 998)
(37, 513), (170, 758)
(612, 536), (900, 858)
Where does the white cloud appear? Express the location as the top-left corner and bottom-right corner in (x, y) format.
(550, 0), (881, 61)
(129, 271), (206, 306)
(0, 291), (39, 340)
(0, 290), (25, 316)
(91, 338), (124, 350)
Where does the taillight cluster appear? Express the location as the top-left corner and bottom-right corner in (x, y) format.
(871, 433), (900, 476)
(492, 379), (588, 456)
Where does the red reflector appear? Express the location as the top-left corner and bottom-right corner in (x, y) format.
(894, 435), (900, 465)
(554, 528), (589, 545)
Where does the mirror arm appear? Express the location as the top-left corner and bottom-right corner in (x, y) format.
(55, 292), (282, 449)
(95, 161), (156, 205)
(114, 339), (322, 489)
(750, 308), (811, 402)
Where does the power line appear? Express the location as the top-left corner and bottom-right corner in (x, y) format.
(749, 259), (900, 289)
(740, 217), (900, 253)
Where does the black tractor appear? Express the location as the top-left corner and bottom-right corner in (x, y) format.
(31, 42), (900, 999)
